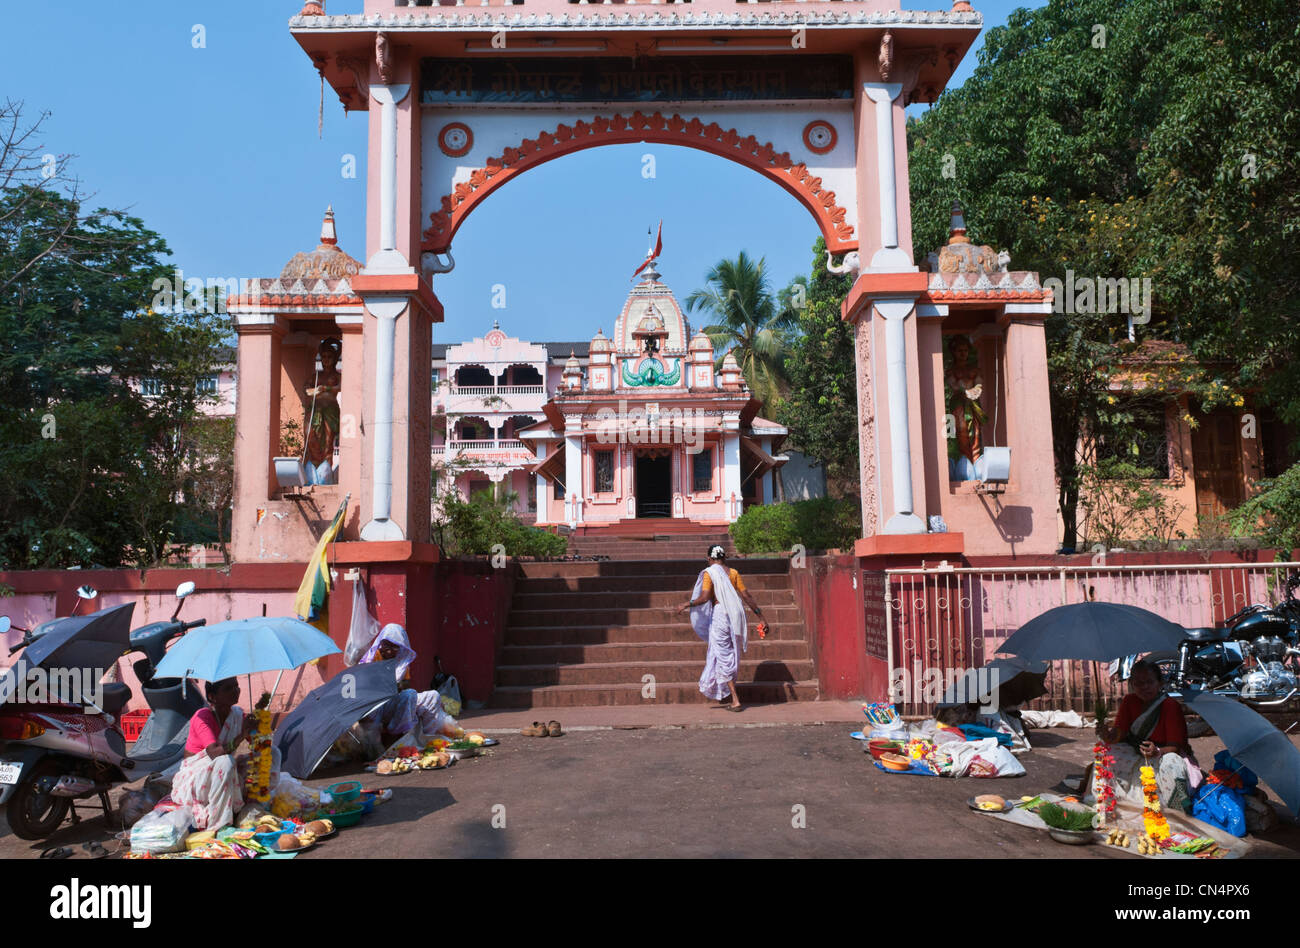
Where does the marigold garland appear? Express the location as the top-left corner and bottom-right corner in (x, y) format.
(1093, 742), (1117, 826)
(1140, 765), (1170, 840)
(245, 698), (274, 804)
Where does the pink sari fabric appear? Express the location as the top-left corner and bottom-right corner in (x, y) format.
(171, 705), (244, 831)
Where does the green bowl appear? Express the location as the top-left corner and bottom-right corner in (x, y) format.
(327, 780), (362, 803)
(330, 802), (365, 828)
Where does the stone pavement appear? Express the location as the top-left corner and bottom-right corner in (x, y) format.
(2, 720), (1298, 860)
(458, 699), (867, 732)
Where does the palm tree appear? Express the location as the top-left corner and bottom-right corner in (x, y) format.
(683, 251), (795, 409)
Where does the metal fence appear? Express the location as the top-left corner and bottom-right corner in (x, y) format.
(878, 561), (1300, 713)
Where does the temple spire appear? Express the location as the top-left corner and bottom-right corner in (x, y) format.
(320, 205), (338, 247)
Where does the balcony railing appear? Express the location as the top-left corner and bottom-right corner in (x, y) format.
(449, 385), (545, 397)
(447, 439), (526, 452)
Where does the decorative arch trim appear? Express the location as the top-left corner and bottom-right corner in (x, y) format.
(422, 111), (856, 255)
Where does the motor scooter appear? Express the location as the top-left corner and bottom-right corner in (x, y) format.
(0, 583), (206, 839)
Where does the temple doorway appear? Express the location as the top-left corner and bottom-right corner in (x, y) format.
(635, 452), (672, 519)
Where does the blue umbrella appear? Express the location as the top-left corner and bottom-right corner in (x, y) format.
(1183, 689), (1300, 817)
(153, 617), (341, 682)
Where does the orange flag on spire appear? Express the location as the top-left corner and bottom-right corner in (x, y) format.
(632, 221), (663, 278)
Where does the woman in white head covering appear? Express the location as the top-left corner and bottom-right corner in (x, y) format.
(359, 623), (460, 743)
(676, 545), (765, 711)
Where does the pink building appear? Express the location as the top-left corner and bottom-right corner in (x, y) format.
(522, 255), (788, 528)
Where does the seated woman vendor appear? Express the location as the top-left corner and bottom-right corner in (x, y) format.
(170, 678), (256, 831)
(1074, 659), (1197, 811)
(359, 624), (461, 746)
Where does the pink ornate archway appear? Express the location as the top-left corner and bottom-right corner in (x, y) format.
(421, 111), (857, 255)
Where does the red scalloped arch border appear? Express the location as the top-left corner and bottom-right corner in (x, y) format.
(421, 111), (857, 255)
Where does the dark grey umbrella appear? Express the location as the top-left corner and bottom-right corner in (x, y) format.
(996, 602), (1185, 663)
(273, 660), (400, 779)
(1183, 689), (1300, 817)
(1, 603), (135, 707)
(938, 656), (1049, 709)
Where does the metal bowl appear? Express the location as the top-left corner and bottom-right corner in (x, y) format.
(1048, 827), (1095, 846)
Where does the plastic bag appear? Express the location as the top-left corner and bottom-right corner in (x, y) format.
(438, 677), (463, 718)
(345, 581), (381, 667)
(1192, 785), (1248, 837)
(269, 773), (323, 818)
(130, 807), (192, 854)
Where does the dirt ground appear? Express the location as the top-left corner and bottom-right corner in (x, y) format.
(2, 723), (1297, 859)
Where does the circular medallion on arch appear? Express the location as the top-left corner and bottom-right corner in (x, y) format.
(438, 122), (473, 158)
(802, 120), (838, 155)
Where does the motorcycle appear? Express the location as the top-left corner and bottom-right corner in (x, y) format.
(0, 582), (206, 839)
(1140, 573), (1300, 708)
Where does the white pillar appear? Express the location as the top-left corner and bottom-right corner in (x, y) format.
(360, 297), (409, 541)
(368, 83), (412, 274)
(534, 443), (550, 526)
(862, 83), (916, 273)
(565, 427), (583, 526)
(723, 417), (742, 521)
(763, 437), (776, 505)
(876, 298), (925, 534)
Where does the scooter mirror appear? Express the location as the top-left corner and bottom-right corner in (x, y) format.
(76, 585), (98, 600)
(176, 581), (196, 599)
(0, 617), (10, 635)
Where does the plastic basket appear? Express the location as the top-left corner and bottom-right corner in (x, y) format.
(120, 710), (151, 742)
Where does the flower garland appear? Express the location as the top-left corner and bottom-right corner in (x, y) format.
(1093, 742), (1117, 827)
(1139, 765), (1170, 840)
(245, 697), (273, 804)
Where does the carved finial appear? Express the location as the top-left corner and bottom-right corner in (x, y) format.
(300, 0), (325, 15)
(878, 30), (895, 81)
(320, 206), (337, 246)
(376, 33), (393, 85)
(951, 0), (974, 12)
(948, 200), (969, 244)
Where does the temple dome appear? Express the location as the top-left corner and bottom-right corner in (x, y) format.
(280, 207), (362, 282)
(688, 329), (714, 352)
(589, 328), (613, 353)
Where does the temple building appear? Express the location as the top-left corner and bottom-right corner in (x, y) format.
(520, 252), (789, 528)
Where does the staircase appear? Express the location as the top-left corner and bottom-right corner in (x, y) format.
(566, 523), (736, 561)
(492, 557), (819, 708)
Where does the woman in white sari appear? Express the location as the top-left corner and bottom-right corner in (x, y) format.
(359, 624), (459, 742)
(677, 546), (765, 711)
(170, 678), (254, 831)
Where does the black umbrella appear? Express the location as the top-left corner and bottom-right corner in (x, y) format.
(1, 603), (135, 707)
(996, 602), (1185, 663)
(273, 660), (400, 779)
(938, 656), (1049, 709)
(1183, 689), (1300, 817)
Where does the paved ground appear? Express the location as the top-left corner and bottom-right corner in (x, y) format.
(2, 719), (1298, 859)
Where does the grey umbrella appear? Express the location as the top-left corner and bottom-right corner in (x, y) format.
(273, 660), (400, 779)
(1, 603), (135, 707)
(1183, 689), (1300, 817)
(996, 602), (1186, 663)
(938, 656), (1049, 709)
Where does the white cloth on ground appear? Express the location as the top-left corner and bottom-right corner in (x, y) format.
(1020, 709), (1097, 729)
(691, 563), (748, 701)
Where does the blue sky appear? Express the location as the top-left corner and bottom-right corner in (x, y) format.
(0, 0), (1024, 344)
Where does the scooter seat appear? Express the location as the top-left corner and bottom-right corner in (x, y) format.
(1183, 626), (1231, 642)
(100, 683), (132, 717)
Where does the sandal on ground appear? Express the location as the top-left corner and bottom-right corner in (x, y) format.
(40, 846), (73, 859)
(82, 841), (110, 859)
(726, 705), (744, 713)
(547, 720), (564, 737)
(520, 721), (548, 737)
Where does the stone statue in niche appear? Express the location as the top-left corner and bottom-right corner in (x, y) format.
(304, 337), (342, 485)
(945, 335), (985, 482)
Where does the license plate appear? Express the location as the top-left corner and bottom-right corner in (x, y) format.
(0, 761), (21, 785)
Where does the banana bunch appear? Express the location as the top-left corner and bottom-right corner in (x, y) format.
(297, 830), (317, 846)
(1137, 835), (1162, 856)
(390, 758), (414, 774)
(1105, 828), (1132, 848)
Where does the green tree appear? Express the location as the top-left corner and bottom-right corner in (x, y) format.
(774, 236), (858, 496)
(683, 250), (795, 408)
(906, 0), (1268, 549)
(0, 102), (227, 568)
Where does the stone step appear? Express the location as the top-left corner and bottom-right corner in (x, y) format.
(496, 657), (816, 687)
(490, 680), (820, 708)
(513, 573), (794, 594)
(507, 603), (804, 628)
(510, 588), (794, 611)
(503, 622), (807, 646)
(499, 640), (813, 665)
(514, 558), (790, 579)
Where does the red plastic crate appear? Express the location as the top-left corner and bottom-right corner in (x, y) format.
(119, 710), (151, 742)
